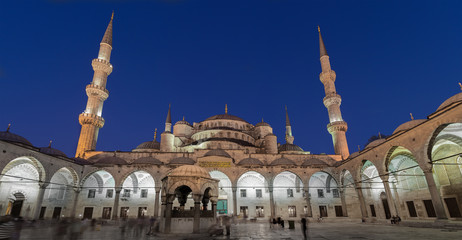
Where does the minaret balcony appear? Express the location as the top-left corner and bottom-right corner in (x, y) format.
(323, 93), (342, 108)
(92, 58), (113, 75)
(327, 121), (348, 133)
(319, 70), (336, 83)
(86, 84), (109, 100)
(79, 113), (105, 128)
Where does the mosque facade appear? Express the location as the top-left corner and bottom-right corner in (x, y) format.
(1, 14), (462, 232)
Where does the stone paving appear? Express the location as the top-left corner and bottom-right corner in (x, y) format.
(18, 221), (462, 240)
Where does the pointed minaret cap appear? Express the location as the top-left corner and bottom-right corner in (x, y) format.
(166, 104), (172, 124)
(101, 11), (114, 47)
(285, 105), (291, 126)
(318, 26), (328, 57)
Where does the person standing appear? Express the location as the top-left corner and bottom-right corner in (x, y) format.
(223, 215), (231, 236)
(301, 218), (307, 240)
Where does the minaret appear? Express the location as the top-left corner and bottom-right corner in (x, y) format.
(75, 13), (114, 157)
(285, 105), (294, 144)
(318, 26), (350, 159)
(161, 105), (175, 152)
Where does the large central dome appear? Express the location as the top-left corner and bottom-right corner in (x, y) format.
(204, 113), (248, 123)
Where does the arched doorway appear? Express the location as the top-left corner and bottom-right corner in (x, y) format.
(309, 171), (342, 218)
(8, 192), (25, 217)
(236, 171), (269, 219)
(209, 171), (232, 215)
(273, 171), (304, 219)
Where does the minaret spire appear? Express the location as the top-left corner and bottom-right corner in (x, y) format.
(76, 13), (114, 157)
(165, 104), (172, 132)
(285, 105), (294, 144)
(101, 11), (114, 47)
(318, 26), (350, 159)
(318, 26), (327, 57)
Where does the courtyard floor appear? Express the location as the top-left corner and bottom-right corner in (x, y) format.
(18, 221), (462, 240)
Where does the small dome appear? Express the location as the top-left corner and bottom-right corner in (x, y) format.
(348, 151), (360, 159)
(270, 157), (296, 166)
(175, 120), (192, 126)
(39, 147), (67, 157)
(255, 121), (270, 127)
(301, 158), (327, 167)
(278, 143), (303, 152)
(204, 149), (231, 158)
(237, 158), (264, 166)
(0, 131), (33, 146)
(95, 156), (127, 165)
(169, 165), (211, 178)
(437, 92), (462, 111)
(365, 138), (386, 149)
(133, 157), (163, 165)
(205, 114), (248, 123)
(134, 140), (160, 151)
(169, 157), (195, 165)
(393, 119), (426, 134)
(72, 157), (92, 165)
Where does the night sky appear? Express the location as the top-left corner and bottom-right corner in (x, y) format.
(1, 1), (461, 157)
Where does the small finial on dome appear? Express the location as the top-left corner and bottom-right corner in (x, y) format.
(410, 113), (414, 121)
(318, 25), (321, 32)
(182, 116), (185, 121)
(6, 123), (11, 132)
(262, 118), (264, 122)
(357, 145), (361, 151)
(225, 104), (228, 114)
(48, 140), (52, 148)
(459, 82), (462, 91)
(154, 128), (157, 141)
(111, 10), (114, 20)
(378, 132), (382, 139)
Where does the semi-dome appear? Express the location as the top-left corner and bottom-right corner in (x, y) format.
(133, 157), (163, 165)
(204, 114), (248, 123)
(169, 165), (211, 178)
(0, 131), (33, 146)
(365, 138), (386, 149)
(437, 92), (462, 111)
(237, 157), (264, 166)
(393, 119), (426, 134)
(134, 140), (160, 151)
(204, 149), (231, 158)
(270, 157), (296, 166)
(278, 143), (303, 152)
(95, 156), (127, 165)
(39, 146), (67, 157)
(301, 158), (328, 167)
(169, 157), (195, 165)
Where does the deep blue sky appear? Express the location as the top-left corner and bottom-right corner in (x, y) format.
(1, 0), (461, 157)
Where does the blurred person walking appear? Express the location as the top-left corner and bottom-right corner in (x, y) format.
(0, 216), (15, 240)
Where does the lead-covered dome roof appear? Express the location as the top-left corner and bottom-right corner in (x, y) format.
(39, 146), (67, 157)
(0, 130), (33, 146)
(270, 157), (296, 166)
(237, 157), (264, 166)
(437, 92), (462, 111)
(393, 119), (426, 134)
(204, 114), (248, 123)
(278, 143), (303, 152)
(135, 140), (160, 151)
(169, 165), (211, 178)
(204, 149), (231, 158)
